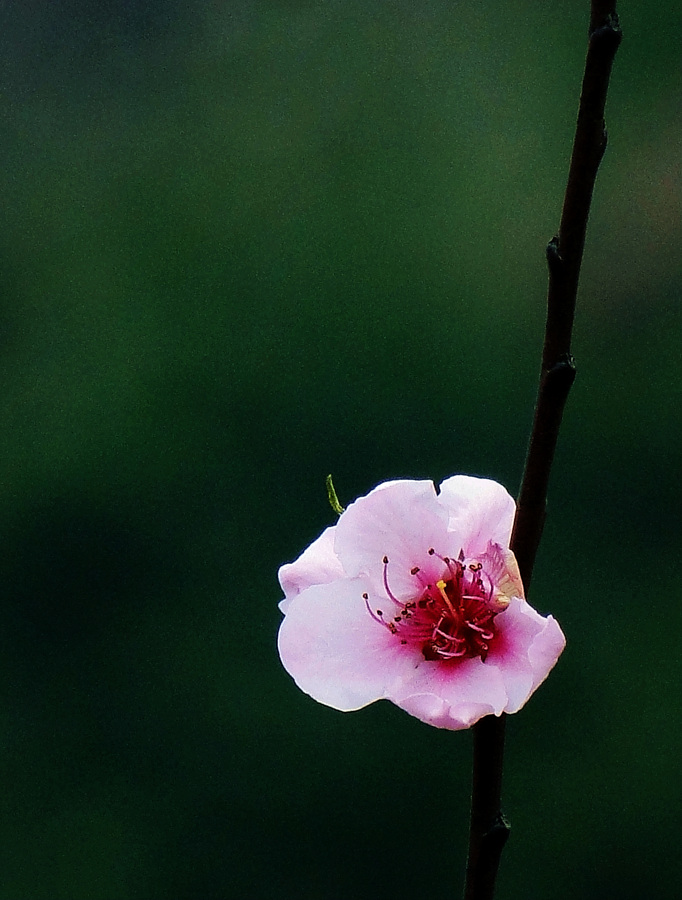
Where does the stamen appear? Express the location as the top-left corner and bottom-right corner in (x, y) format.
(429, 548), (463, 583)
(433, 626), (465, 643)
(364, 595), (388, 627)
(366, 550), (508, 663)
(435, 646), (468, 658)
(382, 557), (402, 606)
(466, 622), (494, 640)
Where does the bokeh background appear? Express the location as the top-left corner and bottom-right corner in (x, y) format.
(1, 1), (680, 898)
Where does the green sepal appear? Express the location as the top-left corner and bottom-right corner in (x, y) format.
(325, 474), (345, 516)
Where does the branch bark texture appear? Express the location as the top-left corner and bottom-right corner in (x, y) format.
(463, 5), (621, 900)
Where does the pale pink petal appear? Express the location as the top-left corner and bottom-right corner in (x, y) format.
(527, 615), (566, 695)
(438, 475), (516, 558)
(333, 480), (450, 598)
(389, 656), (508, 730)
(278, 526), (344, 613)
(277, 577), (421, 711)
(397, 697), (497, 731)
(486, 597), (566, 713)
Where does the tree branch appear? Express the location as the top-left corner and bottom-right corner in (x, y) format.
(463, 5), (621, 899)
(514, 4), (621, 591)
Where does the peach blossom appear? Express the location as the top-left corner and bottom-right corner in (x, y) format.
(278, 476), (565, 730)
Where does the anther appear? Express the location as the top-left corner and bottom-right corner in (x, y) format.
(411, 566), (420, 575)
(383, 555), (389, 564)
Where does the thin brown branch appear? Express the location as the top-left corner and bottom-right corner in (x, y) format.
(514, 4), (621, 591)
(463, 716), (510, 900)
(462, 5), (621, 900)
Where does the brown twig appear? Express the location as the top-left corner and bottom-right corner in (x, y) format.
(463, 5), (621, 899)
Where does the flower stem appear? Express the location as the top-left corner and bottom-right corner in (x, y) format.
(462, 5), (621, 899)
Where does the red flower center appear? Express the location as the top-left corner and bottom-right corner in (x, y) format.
(364, 550), (504, 662)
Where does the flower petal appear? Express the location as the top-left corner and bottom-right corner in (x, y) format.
(278, 526), (344, 612)
(478, 542), (525, 604)
(486, 597), (566, 713)
(388, 657), (508, 730)
(278, 577), (421, 711)
(397, 696), (497, 731)
(527, 614), (566, 696)
(334, 480), (450, 598)
(438, 475), (516, 558)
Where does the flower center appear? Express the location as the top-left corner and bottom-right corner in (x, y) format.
(364, 550), (508, 662)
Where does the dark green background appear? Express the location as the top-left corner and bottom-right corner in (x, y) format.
(1, 2), (679, 898)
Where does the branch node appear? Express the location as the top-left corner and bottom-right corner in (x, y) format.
(484, 814), (511, 848)
(591, 16), (622, 46)
(546, 236), (562, 274)
(589, 10), (622, 44)
(549, 353), (576, 379)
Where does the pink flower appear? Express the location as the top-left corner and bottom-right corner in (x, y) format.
(278, 476), (566, 730)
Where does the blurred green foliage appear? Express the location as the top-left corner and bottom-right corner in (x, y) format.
(0, 1), (680, 898)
